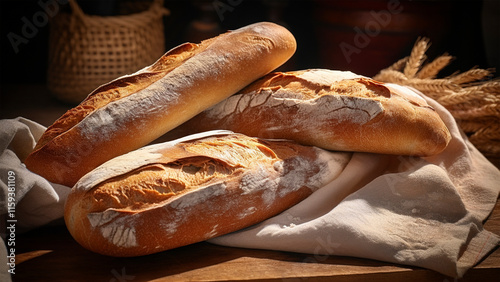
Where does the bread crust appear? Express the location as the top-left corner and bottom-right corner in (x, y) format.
(25, 22), (297, 186)
(176, 69), (451, 156)
(64, 132), (351, 257)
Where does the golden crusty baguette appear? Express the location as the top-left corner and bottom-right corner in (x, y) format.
(24, 22), (297, 187)
(174, 69), (451, 156)
(64, 131), (351, 257)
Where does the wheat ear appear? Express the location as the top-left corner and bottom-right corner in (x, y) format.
(416, 54), (453, 79)
(404, 38), (429, 78)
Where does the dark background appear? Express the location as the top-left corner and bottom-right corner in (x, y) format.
(0, 0), (498, 97)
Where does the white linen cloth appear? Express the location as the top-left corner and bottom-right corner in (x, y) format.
(0, 118), (70, 234)
(0, 117), (70, 282)
(0, 94), (499, 278)
(209, 96), (500, 278)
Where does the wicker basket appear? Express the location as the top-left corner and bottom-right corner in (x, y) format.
(47, 0), (169, 104)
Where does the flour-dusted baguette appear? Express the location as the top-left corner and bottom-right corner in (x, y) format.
(175, 69), (451, 156)
(64, 131), (351, 257)
(24, 22), (296, 187)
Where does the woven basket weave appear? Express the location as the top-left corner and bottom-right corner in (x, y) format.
(47, 0), (169, 104)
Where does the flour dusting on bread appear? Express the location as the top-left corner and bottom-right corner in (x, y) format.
(296, 69), (365, 86)
(182, 68), (450, 156)
(65, 132), (351, 256)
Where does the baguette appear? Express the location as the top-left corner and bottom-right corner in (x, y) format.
(64, 131), (351, 257)
(174, 69), (451, 156)
(24, 22), (296, 187)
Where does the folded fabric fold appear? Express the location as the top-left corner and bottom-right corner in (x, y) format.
(0, 117), (71, 237)
(209, 94), (500, 278)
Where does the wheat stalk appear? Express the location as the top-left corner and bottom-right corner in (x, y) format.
(406, 78), (460, 93)
(416, 54), (453, 79)
(452, 104), (500, 119)
(470, 139), (500, 156)
(373, 37), (500, 157)
(457, 119), (491, 133)
(449, 68), (492, 84)
(458, 119), (500, 157)
(387, 56), (409, 72)
(372, 69), (408, 84)
(404, 38), (429, 78)
(471, 124), (500, 141)
(465, 80), (500, 94)
(437, 90), (500, 106)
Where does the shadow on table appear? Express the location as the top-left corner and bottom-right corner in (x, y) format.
(14, 223), (463, 281)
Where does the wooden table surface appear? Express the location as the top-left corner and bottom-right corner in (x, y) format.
(10, 199), (500, 282)
(2, 84), (500, 281)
